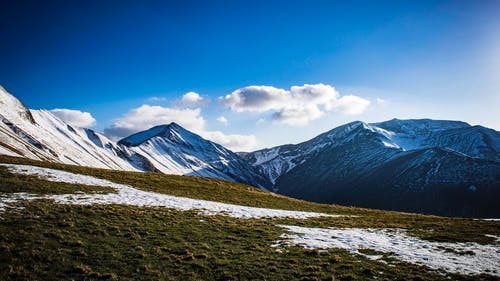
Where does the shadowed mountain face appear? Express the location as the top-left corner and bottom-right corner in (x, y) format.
(243, 120), (500, 217)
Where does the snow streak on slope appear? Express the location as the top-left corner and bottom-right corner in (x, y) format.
(0, 163), (333, 219)
(276, 225), (500, 276)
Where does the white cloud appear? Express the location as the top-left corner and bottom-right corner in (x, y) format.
(104, 104), (257, 151)
(50, 108), (96, 127)
(291, 83), (339, 104)
(219, 86), (290, 112)
(104, 104), (205, 139)
(179, 91), (209, 107)
(201, 131), (257, 152)
(326, 95), (371, 115)
(272, 104), (324, 126)
(219, 84), (370, 126)
(216, 116), (228, 124)
(376, 97), (386, 104)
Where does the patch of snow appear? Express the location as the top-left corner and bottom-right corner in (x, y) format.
(386, 134), (426, 151)
(0, 192), (37, 213)
(276, 225), (500, 276)
(252, 147), (282, 166)
(0, 163), (336, 219)
(0, 145), (20, 157)
(381, 141), (399, 149)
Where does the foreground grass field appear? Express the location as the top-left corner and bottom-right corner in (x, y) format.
(0, 155), (499, 280)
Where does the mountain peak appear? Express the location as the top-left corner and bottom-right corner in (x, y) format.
(118, 124), (172, 147)
(116, 122), (271, 188)
(167, 122), (182, 129)
(321, 120), (368, 140)
(118, 122), (203, 147)
(0, 86), (36, 124)
(153, 122), (188, 133)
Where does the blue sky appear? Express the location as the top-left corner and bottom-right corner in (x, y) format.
(1, 0), (499, 151)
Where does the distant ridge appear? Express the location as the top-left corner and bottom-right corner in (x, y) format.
(242, 119), (500, 217)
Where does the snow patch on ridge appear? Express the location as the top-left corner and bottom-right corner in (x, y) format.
(276, 225), (500, 276)
(0, 163), (334, 219)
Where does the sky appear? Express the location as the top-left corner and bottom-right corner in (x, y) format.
(1, 0), (499, 151)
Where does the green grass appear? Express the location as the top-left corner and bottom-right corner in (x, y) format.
(1, 155), (498, 245)
(2, 201), (497, 281)
(0, 155), (499, 280)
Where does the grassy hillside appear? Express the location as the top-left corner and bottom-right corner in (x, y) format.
(0, 155), (499, 280)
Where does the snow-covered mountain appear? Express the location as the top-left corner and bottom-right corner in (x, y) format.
(118, 123), (270, 188)
(0, 86), (148, 171)
(242, 119), (500, 217)
(373, 118), (500, 162)
(0, 86), (268, 188)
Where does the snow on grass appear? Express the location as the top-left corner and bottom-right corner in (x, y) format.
(0, 192), (37, 215)
(2, 163), (499, 277)
(476, 218), (500, 221)
(276, 225), (500, 276)
(0, 163), (336, 219)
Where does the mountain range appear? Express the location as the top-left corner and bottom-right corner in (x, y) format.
(0, 86), (268, 188)
(1, 86), (499, 217)
(241, 119), (500, 217)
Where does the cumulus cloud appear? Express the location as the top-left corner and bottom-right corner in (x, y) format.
(219, 86), (289, 112)
(104, 105), (205, 139)
(219, 84), (370, 126)
(272, 104), (324, 126)
(104, 104), (257, 151)
(291, 83), (339, 104)
(50, 108), (96, 127)
(216, 116), (228, 124)
(178, 91), (209, 107)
